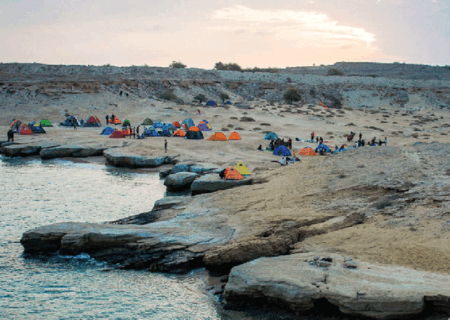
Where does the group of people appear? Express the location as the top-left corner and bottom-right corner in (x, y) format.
(105, 114), (116, 124)
(268, 138), (293, 151)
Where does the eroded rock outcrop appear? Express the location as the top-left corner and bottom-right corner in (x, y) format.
(40, 146), (107, 159)
(164, 172), (200, 191)
(190, 174), (253, 195)
(2, 144), (42, 157)
(224, 253), (450, 319)
(104, 149), (176, 168)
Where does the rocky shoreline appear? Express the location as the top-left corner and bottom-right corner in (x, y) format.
(18, 142), (450, 319)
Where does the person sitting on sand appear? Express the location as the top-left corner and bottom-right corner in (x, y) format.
(257, 144), (262, 151)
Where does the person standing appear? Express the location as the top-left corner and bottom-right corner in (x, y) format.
(7, 128), (14, 142)
(137, 125), (140, 136)
(311, 131), (315, 142)
(164, 140), (168, 153)
(106, 115), (109, 125)
(288, 138), (292, 149)
(73, 119), (77, 130)
(384, 137), (387, 146)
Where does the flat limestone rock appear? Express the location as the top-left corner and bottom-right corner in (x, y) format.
(104, 149), (176, 168)
(1, 144), (42, 157)
(40, 146), (83, 159)
(224, 253), (450, 319)
(164, 172), (200, 191)
(190, 173), (253, 195)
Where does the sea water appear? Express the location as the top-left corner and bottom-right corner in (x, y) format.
(0, 156), (226, 320)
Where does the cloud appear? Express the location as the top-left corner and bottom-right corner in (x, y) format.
(213, 5), (376, 47)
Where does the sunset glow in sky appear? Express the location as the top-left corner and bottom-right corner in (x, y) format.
(1, 0), (449, 68)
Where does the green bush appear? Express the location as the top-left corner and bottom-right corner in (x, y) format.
(327, 68), (344, 76)
(169, 61), (187, 69)
(159, 90), (178, 101)
(284, 89), (302, 104)
(194, 94), (206, 103)
(214, 62), (242, 71)
(220, 92), (230, 102)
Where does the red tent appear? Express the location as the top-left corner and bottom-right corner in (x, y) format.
(109, 130), (125, 138)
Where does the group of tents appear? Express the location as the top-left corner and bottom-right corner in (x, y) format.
(221, 162), (251, 180)
(60, 116), (102, 127)
(10, 119), (53, 135)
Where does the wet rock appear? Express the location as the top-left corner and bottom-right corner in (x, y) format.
(1, 144), (41, 157)
(189, 163), (223, 174)
(104, 149), (176, 168)
(190, 174), (253, 195)
(224, 253), (450, 319)
(159, 169), (172, 178)
(171, 163), (193, 174)
(40, 146), (106, 159)
(344, 261), (357, 269)
(164, 172), (200, 191)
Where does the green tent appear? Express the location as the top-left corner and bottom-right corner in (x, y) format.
(141, 118), (153, 125)
(40, 119), (53, 127)
(122, 119), (131, 127)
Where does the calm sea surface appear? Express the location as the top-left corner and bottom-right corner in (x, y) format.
(0, 156), (229, 320)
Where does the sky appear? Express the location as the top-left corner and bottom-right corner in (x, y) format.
(0, 0), (449, 68)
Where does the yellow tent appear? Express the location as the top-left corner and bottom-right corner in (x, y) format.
(235, 162), (251, 176)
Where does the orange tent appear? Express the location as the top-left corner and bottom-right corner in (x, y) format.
(299, 147), (317, 156)
(172, 121), (181, 128)
(172, 129), (186, 137)
(19, 124), (34, 135)
(228, 131), (241, 140)
(109, 130), (125, 138)
(188, 126), (201, 131)
(224, 167), (244, 180)
(108, 118), (122, 125)
(208, 132), (227, 141)
(121, 127), (133, 136)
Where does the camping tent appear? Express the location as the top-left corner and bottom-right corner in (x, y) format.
(235, 162), (251, 176)
(198, 121), (212, 131)
(153, 121), (164, 128)
(145, 128), (159, 137)
(273, 145), (292, 156)
(163, 123), (176, 130)
(122, 119), (131, 127)
(40, 119), (53, 127)
(225, 101), (232, 105)
(108, 117), (121, 125)
(19, 124), (34, 135)
(109, 130), (125, 138)
(208, 132), (227, 141)
(172, 121), (181, 128)
(141, 118), (154, 125)
(228, 131), (241, 140)
(224, 167), (244, 180)
(181, 118), (195, 129)
(160, 129), (171, 137)
(206, 100), (217, 107)
(315, 144), (331, 153)
(299, 147), (317, 156)
(101, 126), (115, 135)
(30, 125), (46, 134)
(172, 129), (186, 137)
(185, 126), (204, 139)
(10, 120), (22, 131)
(264, 132), (278, 140)
(61, 115), (81, 127)
(84, 116), (101, 127)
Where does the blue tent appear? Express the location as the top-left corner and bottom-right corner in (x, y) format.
(153, 121), (164, 128)
(181, 118), (195, 129)
(264, 132), (278, 140)
(206, 100), (216, 107)
(163, 123), (175, 130)
(145, 128), (159, 137)
(61, 115), (81, 127)
(225, 101), (232, 105)
(160, 129), (172, 137)
(101, 126), (115, 135)
(315, 144), (331, 153)
(273, 145), (292, 156)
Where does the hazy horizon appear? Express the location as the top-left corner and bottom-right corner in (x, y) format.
(1, 0), (449, 68)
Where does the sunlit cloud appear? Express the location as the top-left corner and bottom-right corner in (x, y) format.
(213, 5), (376, 47)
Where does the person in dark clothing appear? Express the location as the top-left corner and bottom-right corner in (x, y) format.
(288, 138), (292, 149)
(316, 137), (319, 143)
(257, 144), (262, 151)
(111, 114), (116, 122)
(73, 120), (77, 130)
(269, 140), (274, 150)
(106, 115), (109, 124)
(359, 132), (362, 140)
(125, 93), (129, 97)
(219, 169), (226, 179)
(280, 139), (285, 146)
(164, 139), (168, 153)
(137, 125), (140, 135)
(133, 127), (136, 139)
(119, 90), (123, 97)
(7, 128), (14, 142)
(319, 137), (323, 144)
(361, 139), (365, 146)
